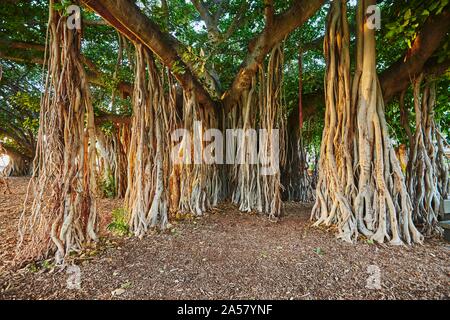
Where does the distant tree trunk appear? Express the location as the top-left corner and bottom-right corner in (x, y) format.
(0, 144), (12, 194)
(2, 146), (32, 176)
(282, 52), (314, 202)
(96, 123), (130, 198)
(17, 1), (98, 263)
(8, 153), (31, 176)
(406, 75), (444, 235)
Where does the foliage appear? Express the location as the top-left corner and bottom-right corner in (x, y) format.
(100, 170), (116, 199)
(107, 208), (130, 236)
(385, 0), (449, 48)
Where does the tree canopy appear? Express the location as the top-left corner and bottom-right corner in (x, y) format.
(1, 0), (448, 164)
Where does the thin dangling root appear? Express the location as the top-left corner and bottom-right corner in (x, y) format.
(125, 43), (223, 237)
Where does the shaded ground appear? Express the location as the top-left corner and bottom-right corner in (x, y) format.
(0, 178), (449, 300)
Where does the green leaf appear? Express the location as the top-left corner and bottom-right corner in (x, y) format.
(314, 247), (324, 255)
(386, 30), (396, 39)
(404, 9), (411, 21)
(406, 39), (412, 48)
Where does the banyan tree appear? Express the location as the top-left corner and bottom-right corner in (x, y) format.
(0, 0), (448, 265)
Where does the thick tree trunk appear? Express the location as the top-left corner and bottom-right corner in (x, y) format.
(312, 0), (356, 241)
(1, 146), (32, 176)
(352, 0), (422, 245)
(124, 45), (172, 236)
(312, 0), (423, 245)
(124, 43), (223, 237)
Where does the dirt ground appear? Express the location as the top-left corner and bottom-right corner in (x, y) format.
(0, 177), (449, 300)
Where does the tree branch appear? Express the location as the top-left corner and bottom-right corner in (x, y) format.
(191, 0), (221, 43)
(223, 0), (325, 111)
(264, 0), (274, 28)
(82, 0), (217, 112)
(0, 40), (133, 97)
(380, 8), (450, 103)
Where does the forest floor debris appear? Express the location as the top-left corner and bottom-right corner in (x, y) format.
(0, 178), (449, 299)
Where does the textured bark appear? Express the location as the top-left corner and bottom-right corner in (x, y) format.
(124, 45), (173, 236)
(0, 144), (12, 194)
(229, 45), (286, 218)
(125, 44), (222, 236)
(312, 0), (356, 242)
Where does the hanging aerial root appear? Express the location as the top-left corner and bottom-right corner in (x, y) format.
(16, 1), (98, 264)
(229, 44), (286, 218)
(124, 43), (222, 237)
(282, 49), (316, 203)
(125, 45), (170, 237)
(177, 90), (222, 216)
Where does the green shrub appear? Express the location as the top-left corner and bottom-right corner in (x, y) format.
(107, 208), (130, 236)
(100, 170), (116, 199)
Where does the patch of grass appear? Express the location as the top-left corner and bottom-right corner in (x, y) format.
(314, 247), (324, 255)
(27, 262), (39, 273)
(121, 281), (132, 289)
(26, 259), (54, 272)
(107, 208), (130, 236)
(41, 259), (54, 269)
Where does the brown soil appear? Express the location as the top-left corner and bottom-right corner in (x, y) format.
(0, 177), (449, 300)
